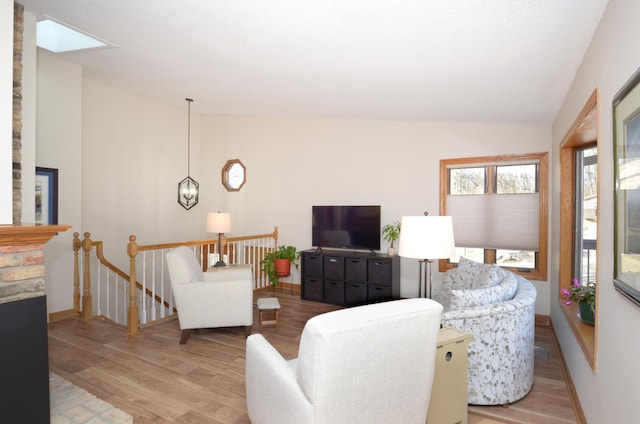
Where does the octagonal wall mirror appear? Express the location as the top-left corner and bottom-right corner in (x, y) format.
(222, 159), (246, 192)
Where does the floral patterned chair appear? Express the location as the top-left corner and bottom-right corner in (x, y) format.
(433, 257), (537, 405)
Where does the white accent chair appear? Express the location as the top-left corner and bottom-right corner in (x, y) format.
(165, 246), (253, 344)
(245, 298), (443, 424)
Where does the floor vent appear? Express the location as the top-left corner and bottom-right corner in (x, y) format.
(534, 345), (551, 360)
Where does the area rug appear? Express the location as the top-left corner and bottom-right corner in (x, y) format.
(50, 373), (133, 424)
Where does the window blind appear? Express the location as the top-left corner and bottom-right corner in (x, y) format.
(446, 193), (539, 251)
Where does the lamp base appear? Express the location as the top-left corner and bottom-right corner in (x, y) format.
(214, 232), (226, 267)
(418, 259), (434, 299)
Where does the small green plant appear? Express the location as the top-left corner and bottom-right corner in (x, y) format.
(562, 279), (595, 312)
(382, 220), (401, 248)
(260, 245), (301, 288)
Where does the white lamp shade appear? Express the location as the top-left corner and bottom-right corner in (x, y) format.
(398, 215), (456, 260)
(206, 212), (232, 234)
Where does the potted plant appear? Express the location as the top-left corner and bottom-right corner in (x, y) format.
(561, 279), (595, 325)
(260, 245), (301, 292)
(382, 220), (401, 256)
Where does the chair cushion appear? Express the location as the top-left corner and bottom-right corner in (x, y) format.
(449, 270), (518, 310)
(166, 246), (204, 284)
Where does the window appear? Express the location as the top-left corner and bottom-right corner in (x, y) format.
(575, 147), (598, 285)
(559, 89), (599, 371)
(440, 153), (548, 280)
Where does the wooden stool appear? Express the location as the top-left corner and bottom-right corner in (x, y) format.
(257, 297), (281, 333)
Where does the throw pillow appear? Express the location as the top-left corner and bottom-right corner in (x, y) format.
(449, 272), (518, 310)
(446, 257), (501, 290)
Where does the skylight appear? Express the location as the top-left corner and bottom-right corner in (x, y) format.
(36, 19), (111, 53)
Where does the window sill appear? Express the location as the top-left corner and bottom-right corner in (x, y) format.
(560, 301), (597, 371)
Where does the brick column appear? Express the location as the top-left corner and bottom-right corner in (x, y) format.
(0, 244), (46, 303)
(13, 3), (24, 224)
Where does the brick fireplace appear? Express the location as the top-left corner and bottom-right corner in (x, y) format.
(0, 224), (70, 423)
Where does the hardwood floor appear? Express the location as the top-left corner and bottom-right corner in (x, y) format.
(48, 291), (577, 423)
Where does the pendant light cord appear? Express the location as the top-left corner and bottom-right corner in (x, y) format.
(186, 98), (193, 176)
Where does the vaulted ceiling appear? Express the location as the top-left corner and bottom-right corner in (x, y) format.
(20, 0), (609, 124)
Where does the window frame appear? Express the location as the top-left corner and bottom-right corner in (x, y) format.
(439, 152), (548, 281)
(559, 89), (599, 372)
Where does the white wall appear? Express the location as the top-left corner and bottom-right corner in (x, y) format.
(551, 0), (640, 421)
(0, 0), (14, 224)
(36, 51), (83, 314)
(199, 115), (552, 305)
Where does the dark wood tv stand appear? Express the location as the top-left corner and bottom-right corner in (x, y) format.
(301, 249), (400, 305)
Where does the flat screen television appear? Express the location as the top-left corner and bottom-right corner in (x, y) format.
(312, 205), (381, 251)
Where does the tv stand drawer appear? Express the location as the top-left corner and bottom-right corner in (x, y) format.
(302, 277), (323, 301)
(323, 256), (344, 280)
(345, 257), (367, 282)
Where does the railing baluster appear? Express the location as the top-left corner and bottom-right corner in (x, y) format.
(151, 251), (157, 322)
(141, 252), (148, 325)
(159, 250), (166, 319)
(111, 269), (115, 320)
(109, 271), (114, 323)
(120, 274), (123, 323)
(167, 248), (174, 317)
(98, 262), (103, 318)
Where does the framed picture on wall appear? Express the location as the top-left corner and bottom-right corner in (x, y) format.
(613, 67), (640, 308)
(35, 167), (58, 225)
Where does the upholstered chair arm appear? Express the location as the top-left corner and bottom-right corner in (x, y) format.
(246, 334), (313, 424)
(202, 267), (252, 282)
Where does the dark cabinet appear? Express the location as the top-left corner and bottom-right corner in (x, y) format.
(301, 249), (400, 305)
(0, 296), (50, 423)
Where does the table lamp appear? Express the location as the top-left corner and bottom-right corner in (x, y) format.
(398, 213), (456, 298)
(206, 212), (232, 267)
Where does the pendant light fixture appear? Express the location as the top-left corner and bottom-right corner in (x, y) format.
(177, 98), (199, 210)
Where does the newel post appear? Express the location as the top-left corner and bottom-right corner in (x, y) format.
(72, 232), (81, 317)
(273, 226), (279, 248)
(127, 235), (140, 335)
(81, 232), (93, 320)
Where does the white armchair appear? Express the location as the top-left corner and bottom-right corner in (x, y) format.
(245, 298), (443, 424)
(165, 246), (253, 344)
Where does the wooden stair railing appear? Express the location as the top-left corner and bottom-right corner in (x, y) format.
(73, 227), (279, 335)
